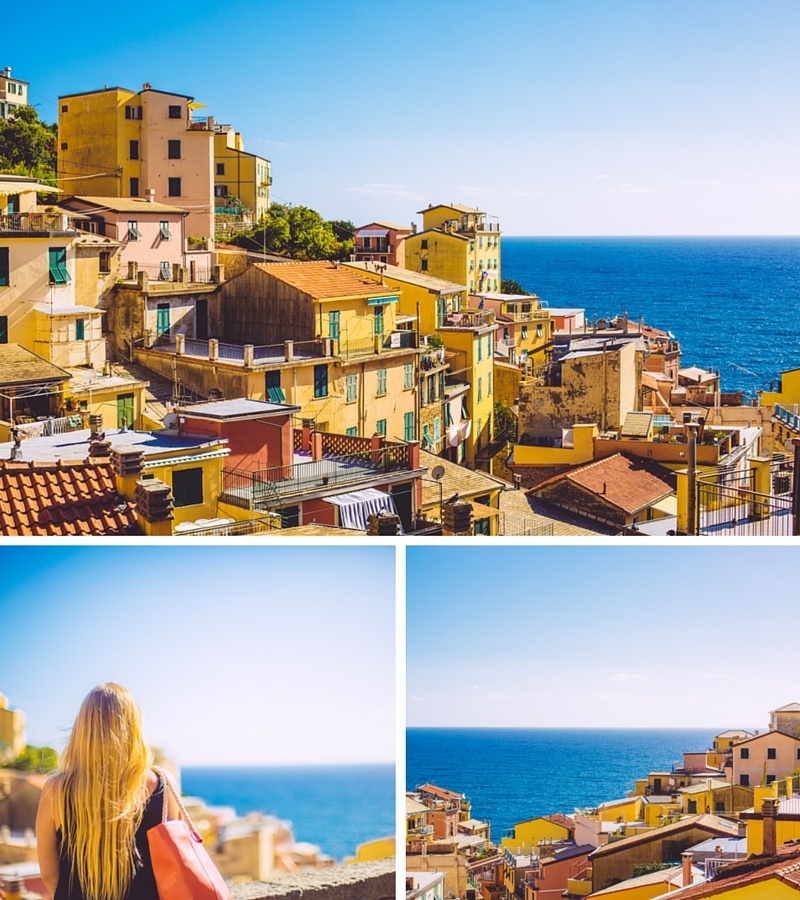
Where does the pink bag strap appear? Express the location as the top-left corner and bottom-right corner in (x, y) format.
(153, 766), (201, 836)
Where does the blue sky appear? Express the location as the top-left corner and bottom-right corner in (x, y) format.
(16, 0), (800, 235)
(407, 545), (799, 729)
(0, 546), (395, 766)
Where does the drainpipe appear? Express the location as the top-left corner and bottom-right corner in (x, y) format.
(792, 438), (800, 536)
(686, 418), (700, 536)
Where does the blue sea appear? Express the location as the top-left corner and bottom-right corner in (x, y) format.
(182, 764), (394, 862)
(407, 728), (721, 839)
(502, 236), (800, 398)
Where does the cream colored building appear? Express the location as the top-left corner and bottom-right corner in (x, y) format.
(0, 694), (25, 762)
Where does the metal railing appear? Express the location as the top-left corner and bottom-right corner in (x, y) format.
(0, 212), (76, 232)
(438, 309), (495, 329)
(697, 466), (794, 536)
(174, 517), (281, 536)
(14, 414), (86, 439)
(221, 446), (412, 508)
(774, 404), (800, 434)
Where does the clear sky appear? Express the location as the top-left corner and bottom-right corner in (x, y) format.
(0, 545), (395, 766)
(407, 545), (799, 730)
(15, 0), (800, 235)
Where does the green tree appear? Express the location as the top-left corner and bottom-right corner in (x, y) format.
(493, 400), (518, 442)
(231, 202), (353, 261)
(9, 744), (58, 773)
(0, 106), (57, 182)
(501, 278), (530, 295)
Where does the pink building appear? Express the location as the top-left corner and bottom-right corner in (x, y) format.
(353, 221), (413, 267)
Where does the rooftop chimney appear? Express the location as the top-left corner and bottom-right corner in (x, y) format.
(762, 797), (779, 857)
(682, 852), (693, 887)
(3, 67), (10, 78)
(146, 188), (155, 203)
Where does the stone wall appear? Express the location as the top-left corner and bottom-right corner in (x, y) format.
(230, 860), (395, 900)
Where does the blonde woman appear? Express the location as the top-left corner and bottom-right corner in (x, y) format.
(36, 683), (180, 900)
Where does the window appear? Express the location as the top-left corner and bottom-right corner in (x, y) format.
(404, 363), (414, 389)
(687, 800), (697, 814)
(488, 371), (492, 397)
(767, 747), (777, 760)
(129, 177), (139, 197)
(172, 467), (203, 507)
(376, 418), (387, 436)
(48, 247), (69, 285)
(740, 747), (750, 759)
(478, 337), (482, 362)
(168, 177), (181, 197)
(99, 251), (110, 274)
(280, 505), (300, 528)
(159, 221), (171, 240)
(404, 411), (415, 442)
(265, 371), (285, 403)
(0, 248), (8, 286)
(0, 316), (8, 343)
(314, 364), (328, 398)
(421, 239), (428, 250)
(376, 368), (387, 395)
(422, 424), (433, 449)
(346, 374), (358, 403)
(75, 319), (85, 341)
(129, 140), (139, 160)
(125, 105), (142, 120)
(168, 105), (182, 118)
(766, 774), (776, 784)
(373, 305), (384, 335)
(434, 417), (441, 441)
(216, 163), (225, 175)
(521, 325), (528, 339)
(159, 261), (171, 280)
(60, 142), (68, 151)
(537, 323), (543, 338)
(345, 427), (357, 437)
(328, 310), (340, 341)
(214, 185), (228, 198)
(478, 377), (482, 402)
(739, 774), (750, 788)
(421, 259), (428, 272)
(61, 104), (68, 113)
(167, 139), (181, 159)
(127, 221), (140, 241)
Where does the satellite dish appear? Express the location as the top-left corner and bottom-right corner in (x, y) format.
(163, 413), (178, 430)
(432, 465), (446, 482)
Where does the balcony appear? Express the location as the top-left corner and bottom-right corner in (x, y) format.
(149, 334), (328, 365)
(503, 307), (549, 322)
(437, 309), (495, 330)
(221, 435), (419, 510)
(0, 211), (77, 235)
(774, 404), (800, 435)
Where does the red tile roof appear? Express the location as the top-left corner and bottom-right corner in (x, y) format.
(530, 452), (676, 515)
(0, 461), (138, 536)
(252, 261), (398, 299)
(416, 784), (464, 802)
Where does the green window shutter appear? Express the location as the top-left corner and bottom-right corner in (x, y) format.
(478, 377), (482, 402)
(346, 374), (358, 402)
(265, 371), (285, 403)
(0, 248), (9, 286)
(376, 418), (387, 436)
(75, 319), (85, 341)
(345, 426), (357, 436)
(329, 310), (340, 341)
(48, 247), (69, 284)
(377, 369), (387, 395)
(434, 417), (441, 441)
(0, 316), (8, 344)
(373, 306), (384, 335)
(314, 364), (328, 398)
(404, 364), (414, 389)
(156, 304), (170, 336)
(404, 411), (414, 442)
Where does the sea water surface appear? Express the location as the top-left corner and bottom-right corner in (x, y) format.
(502, 236), (800, 398)
(182, 764), (394, 863)
(407, 727), (719, 839)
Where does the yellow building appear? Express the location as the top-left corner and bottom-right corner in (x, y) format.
(345, 836), (395, 864)
(0, 693), (25, 762)
(404, 204), (501, 293)
(418, 449), (503, 535)
(761, 367), (800, 451)
(479, 292), (554, 372)
(501, 814), (573, 854)
(213, 126), (271, 227)
(58, 84), (215, 245)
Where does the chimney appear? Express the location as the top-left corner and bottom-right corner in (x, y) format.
(762, 797), (779, 856)
(682, 852), (693, 887)
(147, 188), (155, 203)
(3, 67), (10, 78)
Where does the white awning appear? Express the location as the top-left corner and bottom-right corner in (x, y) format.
(325, 488), (402, 532)
(358, 229), (389, 237)
(0, 178), (62, 194)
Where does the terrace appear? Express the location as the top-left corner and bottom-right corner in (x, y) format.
(437, 308), (495, 330)
(221, 431), (422, 510)
(0, 211), (78, 235)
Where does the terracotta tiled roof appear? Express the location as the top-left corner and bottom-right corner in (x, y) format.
(673, 845), (800, 897)
(0, 461), (138, 536)
(416, 784), (463, 802)
(544, 813), (575, 829)
(531, 453), (676, 515)
(591, 814), (739, 858)
(252, 261), (398, 299)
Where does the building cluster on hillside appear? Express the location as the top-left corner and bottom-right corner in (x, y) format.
(0, 691), (392, 898)
(1, 68), (798, 536)
(406, 702), (800, 900)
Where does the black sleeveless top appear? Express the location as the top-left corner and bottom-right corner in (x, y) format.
(55, 772), (164, 900)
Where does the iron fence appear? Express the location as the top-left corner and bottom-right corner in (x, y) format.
(697, 467), (794, 536)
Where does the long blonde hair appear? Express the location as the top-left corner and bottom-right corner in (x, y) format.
(54, 683), (153, 900)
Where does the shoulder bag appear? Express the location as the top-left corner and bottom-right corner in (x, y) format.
(147, 767), (232, 900)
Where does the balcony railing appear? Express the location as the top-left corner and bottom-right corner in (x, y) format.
(438, 309), (495, 329)
(149, 335), (328, 364)
(221, 445), (414, 509)
(12, 413), (87, 439)
(774, 404), (800, 434)
(0, 211), (77, 233)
